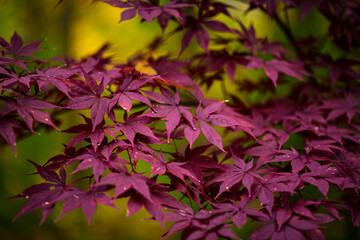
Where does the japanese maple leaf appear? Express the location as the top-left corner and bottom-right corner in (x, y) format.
(162, 207), (213, 239)
(283, 161), (342, 197)
(234, 21), (261, 55)
(143, 87), (193, 142)
(332, 152), (360, 191)
(111, 72), (153, 112)
(169, 144), (225, 188)
(66, 66), (111, 131)
(0, 54), (29, 71)
(30, 66), (73, 98)
(304, 139), (345, 154)
(245, 140), (279, 168)
(0, 116), (17, 155)
(0, 31), (42, 58)
(211, 197), (268, 229)
(184, 101), (241, 151)
(12, 161), (67, 224)
(122, 133), (169, 167)
(289, 199), (320, 220)
(207, 154), (261, 198)
(14, 95), (60, 133)
(125, 185), (180, 224)
(252, 173), (294, 213)
(140, 149), (200, 186)
(127, 0), (192, 25)
(207, 50), (248, 82)
(147, 55), (194, 86)
(56, 186), (118, 224)
(186, 217), (239, 240)
(113, 111), (158, 146)
(0, 66), (31, 88)
(179, 16), (233, 55)
(249, 210), (330, 240)
(98, 0), (190, 25)
(318, 125), (353, 144)
(320, 94), (359, 123)
(63, 114), (111, 152)
(294, 103), (327, 125)
(71, 149), (108, 183)
(98, 170), (153, 203)
(129, 190), (163, 223)
(155, 0), (193, 30)
(244, 57), (306, 86)
(69, 144), (129, 183)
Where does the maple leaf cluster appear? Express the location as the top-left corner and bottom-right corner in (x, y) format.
(1, 0), (360, 239)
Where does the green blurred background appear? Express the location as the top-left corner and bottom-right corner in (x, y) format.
(0, 0), (358, 239)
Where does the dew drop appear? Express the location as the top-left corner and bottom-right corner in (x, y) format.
(123, 107), (127, 110)
(260, 202), (264, 206)
(25, 196), (29, 199)
(97, 142), (101, 145)
(225, 186), (229, 190)
(123, 187), (128, 190)
(44, 118), (49, 121)
(209, 211), (212, 214)
(155, 167), (161, 171)
(74, 194), (79, 199)
(14, 143), (16, 146)
(272, 187), (278, 191)
(43, 201), (50, 206)
(314, 127), (319, 131)
(179, 209), (186, 216)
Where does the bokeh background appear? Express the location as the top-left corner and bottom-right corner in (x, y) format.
(0, 0), (359, 239)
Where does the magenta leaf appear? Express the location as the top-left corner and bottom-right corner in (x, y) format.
(199, 120), (224, 152)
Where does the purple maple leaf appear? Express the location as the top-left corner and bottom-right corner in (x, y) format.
(320, 94), (359, 123)
(98, 170), (153, 202)
(113, 111), (158, 146)
(207, 153), (261, 198)
(56, 186), (118, 224)
(14, 95), (60, 133)
(0, 31), (42, 58)
(143, 87), (193, 142)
